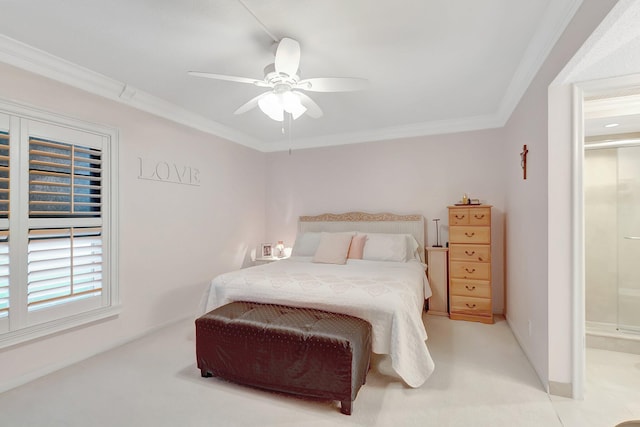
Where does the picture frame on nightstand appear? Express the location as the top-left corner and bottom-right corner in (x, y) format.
(261, 243), (273, 258)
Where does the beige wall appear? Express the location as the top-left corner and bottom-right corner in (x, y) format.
(505, 0), (617, 388)
(0, 62), (267, 391)
(0, 0), (625, 395)
(265, 130), (507, 313)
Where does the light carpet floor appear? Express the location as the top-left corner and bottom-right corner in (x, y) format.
(1, 314), (639, 426)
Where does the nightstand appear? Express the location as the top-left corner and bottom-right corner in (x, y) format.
(426, 247), (449, 316)
(254, 256), (289, 266)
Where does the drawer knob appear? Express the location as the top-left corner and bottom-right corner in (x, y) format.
(474, 214), (485, 219)
(465, 250), (475, 256)
(455, 214), (465, 220)
(465, 232), (475, 237)
(465, 303), (477, 309)
(464, 268), (476, 273)
(465, 285), (476, 291)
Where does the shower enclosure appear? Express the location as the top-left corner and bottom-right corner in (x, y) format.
(585, 143), (640, 340)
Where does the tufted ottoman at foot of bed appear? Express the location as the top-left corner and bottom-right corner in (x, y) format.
(195, 301), (372, 415)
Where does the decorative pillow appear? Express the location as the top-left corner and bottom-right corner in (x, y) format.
(348, 234), (367, 259)
(312, 232), (355, 265)
(362, 233), (407, 262)
(291, 232), (322, 256)
(362, 233), (419, 262)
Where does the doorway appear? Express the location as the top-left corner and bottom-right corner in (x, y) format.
(584, 140), (640, 340)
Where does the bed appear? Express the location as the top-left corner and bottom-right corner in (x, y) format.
(202, 212), (435, 388)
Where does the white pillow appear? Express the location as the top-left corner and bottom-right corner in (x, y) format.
(291, 232), (322, 256)
(362, 233), (407, 262)
(405, 235), (420, 261)
(312, 232), (354, 265)
(361, 233), (420, 262)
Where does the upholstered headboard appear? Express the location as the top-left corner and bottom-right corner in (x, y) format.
(298, 212), (425, 263)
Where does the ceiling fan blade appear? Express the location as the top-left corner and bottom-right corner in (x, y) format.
(188, 71), (266, 86)
(275, 38), (300, 77)
(234, 92), (269, 115)
(296, 77), (369, 92)
(296, 92), (323, 118)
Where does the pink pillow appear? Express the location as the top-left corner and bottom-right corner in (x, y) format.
(348, 234), (367, 259)
(312, 232), (354, 264)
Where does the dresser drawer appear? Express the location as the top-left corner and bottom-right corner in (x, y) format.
(469, 207), (491, 225)
(449, 209), (469, 225)
(449, 244), (491, 262)
(450, 278), (491, 298)
(449, 226), (490, 244)
(450, 295), (491, 316)
(450, 261), (490, 280)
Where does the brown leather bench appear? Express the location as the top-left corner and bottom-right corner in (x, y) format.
(195, 301), (372, 415)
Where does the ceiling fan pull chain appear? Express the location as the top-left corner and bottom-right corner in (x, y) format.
(288, 112), (293, 155)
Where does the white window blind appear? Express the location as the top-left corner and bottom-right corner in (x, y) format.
(27, 227), (102, 311)
(27, 137), (104, 312)
(0, 131), (8, 217)
(29, 138), (102, 218)
(0, 100), (119, 348)
(0, 230), (8, 319)
(0, 131), (9, 320)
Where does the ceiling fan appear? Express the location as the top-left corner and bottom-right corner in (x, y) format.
(188, 38), (369, 122)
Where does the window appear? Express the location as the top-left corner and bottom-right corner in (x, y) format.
(0, 102), (119, 346)
(0, 130), (8, 321)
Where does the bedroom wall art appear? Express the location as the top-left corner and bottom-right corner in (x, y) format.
(520, 144), (528, 180)
(137, 156), (201, 186)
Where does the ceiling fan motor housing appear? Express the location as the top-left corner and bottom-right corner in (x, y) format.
(263, 63), (300, 87)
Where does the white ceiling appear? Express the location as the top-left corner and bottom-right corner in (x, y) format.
(0, 0), (582, 151)
(584, 90), (640, 141)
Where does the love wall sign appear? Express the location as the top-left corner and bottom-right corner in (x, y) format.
(137, 157), (201, 186)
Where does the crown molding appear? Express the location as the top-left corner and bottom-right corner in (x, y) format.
(263, 113), (504, 152)
(271, 0), (583, 153)
(0, 34), (264, 151)
(554, 0), (640, 86)
(496, 0), (583, 124)
(0, 33), (504, 152)
(0, 0), (581, 155)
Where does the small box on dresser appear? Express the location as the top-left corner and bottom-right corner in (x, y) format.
(448, 204), (493, 324)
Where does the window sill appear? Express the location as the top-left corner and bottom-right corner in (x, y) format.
(0, 305), (122, 350)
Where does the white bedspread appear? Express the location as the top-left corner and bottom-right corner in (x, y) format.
(202, 257), (435, 388)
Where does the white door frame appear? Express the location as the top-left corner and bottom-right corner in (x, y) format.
(571, 73), (640, 399)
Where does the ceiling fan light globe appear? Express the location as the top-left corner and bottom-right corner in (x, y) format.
(282, 91), (307, 119)
(258, 92), (284, 121)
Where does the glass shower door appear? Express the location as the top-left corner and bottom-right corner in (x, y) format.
(618, 145), (640, 333)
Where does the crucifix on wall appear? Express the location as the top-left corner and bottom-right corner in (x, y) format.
(520, 144), (529, 180)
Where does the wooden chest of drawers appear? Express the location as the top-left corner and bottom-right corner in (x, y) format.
(448, 205), (493, 324)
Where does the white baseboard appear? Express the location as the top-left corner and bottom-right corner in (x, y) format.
(505, 314), (549, 393)
(549, 380), (573, 398)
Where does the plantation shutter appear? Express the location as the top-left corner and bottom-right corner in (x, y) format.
(0, 131), (9, 319)
(27, 227), (102, 311)
(0, 231), (8, 319)
(0, 104), (118, 348)
(29, 138), (102, 218)
(27, 137), (103, 312)
(0, 131), (8, 217)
